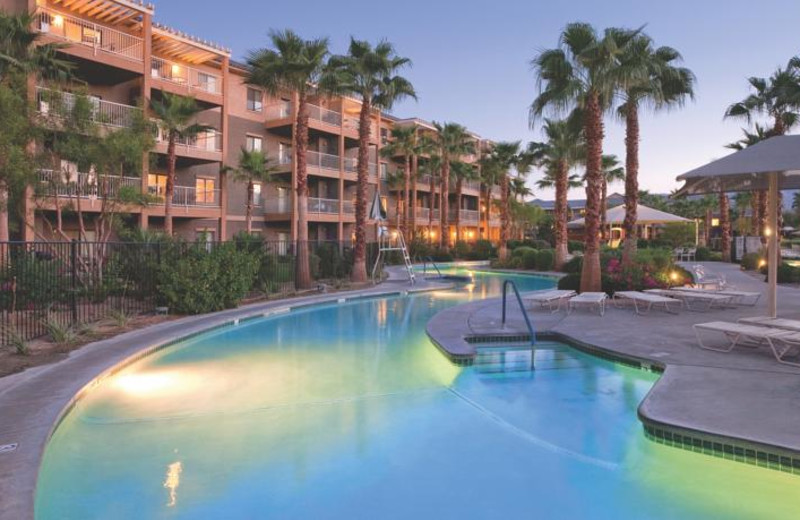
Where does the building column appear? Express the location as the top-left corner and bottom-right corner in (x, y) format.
(290, 91), (299, 242)
(140, 12), (153, 232)
(219, 55), (230, 239)
(338, 133), (345, 242)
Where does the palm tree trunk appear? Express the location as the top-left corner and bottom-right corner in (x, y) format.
(402, 154), (410, 236)
(295, 94), (312, 289)
(720, 191), (732, 262)
(580, 90), (604, 293)
(751, 196), (760, 236)
(622, 101), (639, 266)
(164, 135), (177, 236)
(440, 157), (450, 251)
(499, 174), (510, 261)
(757, 190), (767, 245)
(600, 178), (608, 242)
(428, 173), (435, 244)
(351, 98), (371, 283)
(704, 208), (712, 246)
(246, 181), (254, 234)
(455, 177), (462, 243)
(411, 155), (418, 237)
(554, 159), (569, 270)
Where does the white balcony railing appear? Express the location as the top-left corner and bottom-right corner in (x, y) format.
(151, 57), (222, 95)
(35, 7), (143, 62)
(264, 102), (292, 120)
(452, 209), (479, 223)
(306, 150), (340, 171)
(343, 117), (379, 137)
(463, 180), (481, 191)
(149, 185), (220, 207)
(307, 104), (342, 126)
(414, 207), (431, 221)
(36, 86), (140, 129)
(342, 200), (355, 215)
(38, 169), (141, 199)
(308, 197), (340, 215)
(155, 127), (222, 153)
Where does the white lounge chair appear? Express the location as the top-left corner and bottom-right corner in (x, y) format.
(522, 290), (576, 313)
(738, 317), (800, 332)
(568, 292), (607, 316)
(693, 321), (800, 367)
(612, 291), (683, 315)
(671, 286), (761, 306)
(691, 265), (728, 290)
(644, 289), (735, 311)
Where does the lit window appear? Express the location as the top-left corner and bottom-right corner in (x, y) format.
(380, 163), (388, 180)
(196, 178), (215, 204)
(253, 183), (262, 206)
(148, 174), (167, 196)
(247, 88), (263, 112)
(246, 135), (263, 152)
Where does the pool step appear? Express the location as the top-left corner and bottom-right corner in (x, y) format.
(473, 342), (588, 373)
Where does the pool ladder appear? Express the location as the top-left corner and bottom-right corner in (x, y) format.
(421, 256), (442, 279)
(501, 280), (537, 348)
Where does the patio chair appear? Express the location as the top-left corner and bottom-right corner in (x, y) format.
(567, 292), (607, 316)
(693, 321), (800, 367)
(522, 290), (576, 313)
(682, 247), (697, 262)
(644, 289), (735, 311)
(738, 316), (800, 332)
(671, 286), (761, 306)
(691, 265), (728, 290)
(672, 247), (685, 261)
(612, 291), (683, 315)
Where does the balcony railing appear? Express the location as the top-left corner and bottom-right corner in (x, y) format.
(343, 117), (379, 137)
(308, 197), (340, 215)
(38, 169), (141, 199)
(151, 57), (222, 95)
(308, 104), (342, 126)
(414, 207), (431, 221)
(35, 7), (143, 62)
(149, 185), (220, 207)
(264, 198), (291, 213)
(264, 102), (292, 120)
(450, 209), (479, 223)
(306, 150), (340, 171)
(156, 127), (222, 153)
(463, 180), (481, 191)
(36, 87), (140, 129)
(342, 200), (355, 215)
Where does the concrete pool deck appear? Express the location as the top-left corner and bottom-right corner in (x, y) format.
(426, 261), (800, 470)
(0, 271), (451, 520)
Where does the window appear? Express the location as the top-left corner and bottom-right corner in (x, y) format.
(196, 178), (215, 204)
(245, 135), (263, 152)
(247, 88), (263, 112)
(380, 163), (388, 180)
(278, 142), (292, 164)
(148, 173), (167, 196)
(253, 183), (262, 206)
(197, 72), (216, 93)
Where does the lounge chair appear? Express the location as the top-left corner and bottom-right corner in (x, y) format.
(644, 289), (735, 311)
(671, 286), (761, 306)
(691, 265), (728, 290)
(522, 290), (576, 313)
(682, 247), (697, 262)
(568, 292), (607, 316)
(693, 321), (800, 367)
(612, 291), (683, 315)
(738, 316), (800, 332)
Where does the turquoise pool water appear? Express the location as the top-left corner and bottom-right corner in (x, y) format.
(36, 268), (800, 519)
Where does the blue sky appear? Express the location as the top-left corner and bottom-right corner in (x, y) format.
(155, 0), (800, 200)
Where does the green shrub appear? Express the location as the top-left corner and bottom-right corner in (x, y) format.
(464, 239), (496, 260)
(635, 248), (673, 271)
(557, 273), (581, 291)
(694, 246), (711, 261)
(535, 249), (554, 271)
(0, 255), (70, 311)
(430, 249), (454, 262)
(452, 241), (470, 259)
(512, 246), (536, 259)
(521, 249), (539, 270)
(562, 255), (583, 274)
(157, 242), (260, 314)
(567, 240), (584, 253)
(740, 252), (762, 271)
(761, 262), (800, 283)
(709, 251), (723, 261)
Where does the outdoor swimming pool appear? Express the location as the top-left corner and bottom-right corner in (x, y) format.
(35, 268), (800, 519)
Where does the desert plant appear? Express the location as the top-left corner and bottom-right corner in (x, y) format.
(536, 249), (555, 271)
(43, 315), (78, 348)
(2, 325), (28, 355)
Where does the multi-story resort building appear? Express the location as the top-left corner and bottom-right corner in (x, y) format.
(3, 0), (504, 244)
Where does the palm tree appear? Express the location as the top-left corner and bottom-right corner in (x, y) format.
(478, 150), (501, 241)
(528, 115), (584, 269)
(451, 161), (478, 242)
(149, 93), (209, 236)
(432, 122), (473, 251)
(380, 126), (417, 236)
(231, 148), (275, 234)
(246, 29), (331, 289)
(531, 23), (640, 291)
(486, 141), (523, 260)
(725, 125), (771, 240)
(617, 34), (695, 264)
(719, 190), (732, 262)
(599, 154), (625, 241)
(326, 38), (416, 282)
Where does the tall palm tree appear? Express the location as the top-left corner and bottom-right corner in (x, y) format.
(380, 125), (417, 236)
(486, 141), (523, 260)
(599, 154), (625, 241)
(432, 122), (473, 251)
(725, 124), (771, 239)
(420, 153), (441, 243)
(531, 23), (639, 291)
(411, 134), (436, 238)
(149, 93), (209, 236)
(451, 161), (478, 242)
(478, 149), (501, 241)
(529, 117), (584, 269)
(231, 148), (275, 234)
(246, 29), (331, 289)
(719, 190), (732, 262)
(617, 34), (695, 264)
(325, 38), (416, 282)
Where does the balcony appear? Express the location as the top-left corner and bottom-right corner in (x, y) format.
(155, 127), (222, 154)
(307, 150), (340, 171)
(38, 169), (141, 199)
(34, 7), (143, 63)
(149, 185), (220, 208)
(449, 209), (479, 223)
(264, 102), (292, 121)
(151, 57), (222, 96)
(36, 86), (141, 129)
(308, 197), (341, 215)
(414, 207), (431, 221)
(264, 198), (291, 214)
(463, 180), (481, 192)
(308, 104), (342, 126)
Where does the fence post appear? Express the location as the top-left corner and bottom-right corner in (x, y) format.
(70, 239), (78, 325)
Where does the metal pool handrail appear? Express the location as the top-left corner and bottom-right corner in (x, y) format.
(501, 279), (537, 347)
(422, 256), (442, 278)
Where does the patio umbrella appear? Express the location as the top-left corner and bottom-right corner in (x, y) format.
(676, 135), (800, 317)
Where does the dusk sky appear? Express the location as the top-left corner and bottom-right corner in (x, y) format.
(156, 0), (800, 200)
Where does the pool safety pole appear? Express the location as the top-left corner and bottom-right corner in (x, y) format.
(767, 172), (778, 318)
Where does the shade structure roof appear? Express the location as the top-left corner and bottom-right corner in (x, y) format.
(567, 204), (690, 229)
(675, 135), (800, 195)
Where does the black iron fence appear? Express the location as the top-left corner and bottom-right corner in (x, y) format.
(0, 239), (382, 346)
